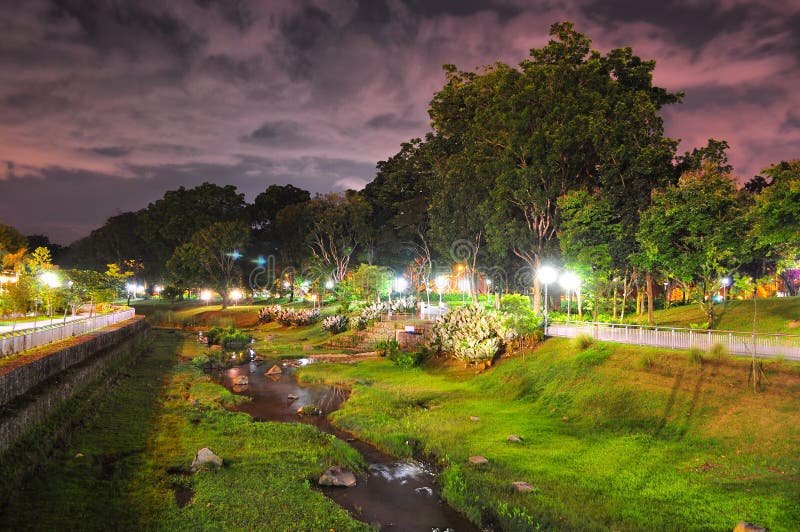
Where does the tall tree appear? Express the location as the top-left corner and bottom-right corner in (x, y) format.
(167, 221), (250, 308)
(637, 165), (750, 327)
(248, 184), (310, 257)
(428, 22), (680, 311)
(139, 182), (247, 276)
(750, 160), (800, 295)
(362, 138), (434, 269)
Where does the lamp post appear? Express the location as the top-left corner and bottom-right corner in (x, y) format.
(720, 276), (731, 301)
(230, 288), (242, 306)
(537, 266), (558, 332)
(201, 290), (212, 306)
(435, 275), (447, 306)
(40, 272), (60, 325)
(559, 271), (580, 322)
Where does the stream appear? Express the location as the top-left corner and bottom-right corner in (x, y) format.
(214, 359), (479, 531)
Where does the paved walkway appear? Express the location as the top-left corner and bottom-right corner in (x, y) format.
(0, 315), (84, 335)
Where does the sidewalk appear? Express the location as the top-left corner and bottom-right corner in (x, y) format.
(0, 315), (84, 335)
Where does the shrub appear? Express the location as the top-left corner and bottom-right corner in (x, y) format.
(709, 343), (728, 359)
(375, 339), (400, 357)
(204, 326), (251, 349)
(390, 295), (417, 314)
(573, 334), (596, 350)
(687, 347), (704, 365)
(432, 304), (516, 363)
(636, 352), (657, 370)
(322, 315), (349, 334)
(500, 294), (541, 346)
(259, 305), (320, 326)
(388, 346), (431, 369)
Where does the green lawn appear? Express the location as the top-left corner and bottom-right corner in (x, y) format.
(299, 338), (800, 530)
(629, 296), (800, 333)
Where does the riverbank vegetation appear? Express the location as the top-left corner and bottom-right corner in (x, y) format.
(0, 329), (368, 531)
(299, 337), (800, 530)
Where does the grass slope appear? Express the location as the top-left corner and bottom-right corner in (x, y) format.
(631, 296), (800, 333)
(299, 338), (800, 530)
(0, 329), (369, 531)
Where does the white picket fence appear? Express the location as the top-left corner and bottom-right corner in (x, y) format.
(545, 320), (800, 361)
(0, 309), (136, 358)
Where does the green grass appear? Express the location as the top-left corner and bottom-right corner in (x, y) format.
(631, 296), (800, 333)
(0, 329), (369, 531)
(298, 338), (800, 531)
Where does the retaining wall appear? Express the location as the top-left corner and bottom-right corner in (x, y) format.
(0, 316), (148, 454)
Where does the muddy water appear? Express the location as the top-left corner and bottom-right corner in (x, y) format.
(216, 360), (478, 531)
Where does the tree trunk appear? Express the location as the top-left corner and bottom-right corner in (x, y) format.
(612, 284), (618, 319)
(646, 272), (654, 325)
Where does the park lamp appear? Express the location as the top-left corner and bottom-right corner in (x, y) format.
(537, 266), (558, 329)
(325, 279), (334, 290)
(41, 271), (60, 289)
(559, 271), (581, 322)
(201, 289), (212, 305)
(230, 288), (243, 305)
(435, 275), (447, 305)
(720, 276), (732, 300)
(394, 277), (408, 293)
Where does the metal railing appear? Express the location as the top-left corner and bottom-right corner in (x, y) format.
(545, 320), (800, 361)
(0, 308), (136, 358)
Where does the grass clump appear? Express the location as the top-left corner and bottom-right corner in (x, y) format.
(573, 333), (596, 350)
(709, 342), (728, 360)
(687, 346), (705, 365)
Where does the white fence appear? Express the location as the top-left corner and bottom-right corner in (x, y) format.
(545, 320), (800, 361)
(0, 309), (136, 358)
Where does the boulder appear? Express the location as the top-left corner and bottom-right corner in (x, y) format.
(191, 447), (222, 473)
(512, 481), (534, 492)
(297, 405), (322, 416)
(507, 435), (523, 443)
(733, 523), (767, 532)
(318, 466), (356, 487)
(468, 455), (488, 465)
(469, 416), (480, 422)
(302, 344), (314, 351)
(233, 375), (249, 385)
(265, 364), (282, 375)
(287, 394), (299, 401)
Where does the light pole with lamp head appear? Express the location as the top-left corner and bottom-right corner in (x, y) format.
(559, 271), (580, 322)
(720, 276), (731, 301)
(537, 266), (558, 333)
(435, 275), (447, 306)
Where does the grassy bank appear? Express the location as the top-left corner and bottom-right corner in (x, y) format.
(0, 329), (369, 531)
(299, 338), (800, 530)
(629, 296), (800, 332)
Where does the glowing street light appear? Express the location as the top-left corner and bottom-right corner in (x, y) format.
(394, 277), (408, 293)
(559, 271), (580, 322)
(325, 280), (334, 290)
(201, 289), (212, 306)
(720, 276), (732, 300)
(435, 275), (447, 306)
(40, 272), (61, 325)
(537, 265), (558, 330)
(230, 288), (243, 306)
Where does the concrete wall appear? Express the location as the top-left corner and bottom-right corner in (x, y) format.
(0, 317), (148, 454)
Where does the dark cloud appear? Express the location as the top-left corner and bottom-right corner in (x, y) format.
(0, 0), (798, 244)
(366, 113), (425, 131)
(89, 146), (131, 157)
(240, 121), (311, 147)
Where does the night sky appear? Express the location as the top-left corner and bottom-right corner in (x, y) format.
(1, 0), (799, 244)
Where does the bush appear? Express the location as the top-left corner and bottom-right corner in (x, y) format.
(687, 347), (704, 365)
(709, 343), (728, 359)
(636, 352), (657, 370)
(500, 294), (541, 345)
(388, 346), (431, 369)
(258, 305), (320, 326)
(390, 295), (417, 314)
(573, 334), (596, 350)
(375, 339), (400, 357)
(432, 304), (516, 363)
(204, 326), (251, 349)
(322, 315), (349, 334)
